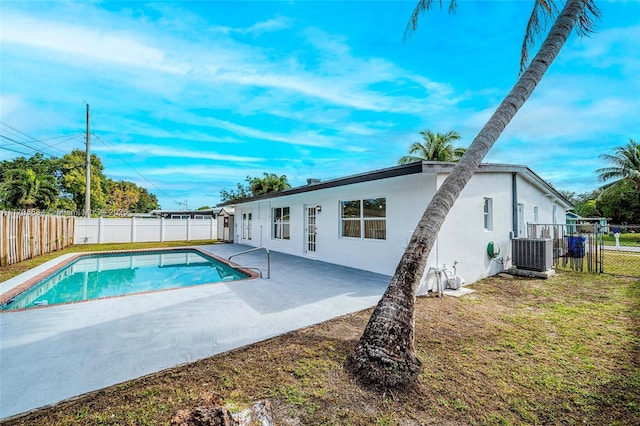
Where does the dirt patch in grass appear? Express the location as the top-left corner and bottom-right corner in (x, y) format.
(3, 271), (639, 425)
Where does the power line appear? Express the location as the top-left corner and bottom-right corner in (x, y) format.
(0, 134), (55, 157)
(93, 134), (183, 206)
(0, 145), (34, 156)
(0, 121), (82, 155)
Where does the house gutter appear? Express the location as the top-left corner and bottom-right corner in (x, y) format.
(512, 173), (518, 237)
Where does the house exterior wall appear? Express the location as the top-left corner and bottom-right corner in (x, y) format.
(515, 174), (564, 229)
(232, 169), (568, 287)
(429, 172), (514, 287)
(234, 173), (437, 276)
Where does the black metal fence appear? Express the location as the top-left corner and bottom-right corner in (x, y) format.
(528, 223), (602, 273)
(527, 223), (640, 278)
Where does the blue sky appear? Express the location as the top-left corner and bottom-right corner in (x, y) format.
(1, 1), (639, 210)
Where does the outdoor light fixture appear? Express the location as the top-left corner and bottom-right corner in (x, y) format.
(316, 205), (322, 213)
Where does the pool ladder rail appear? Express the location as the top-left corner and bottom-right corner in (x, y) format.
(228, 247), (271, 279)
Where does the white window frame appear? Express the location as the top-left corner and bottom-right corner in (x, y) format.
(272, 207), (290, 240)
(242, 212), (252, 240)
(533, 206), (539, 223)
(340, 198), (386, 240)
(483, 198), (493, 231)
(194, 214), (207, 220)
(171, 214), (190, 219)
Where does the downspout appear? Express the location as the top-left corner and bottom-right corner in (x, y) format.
(512, 173), (518, 238)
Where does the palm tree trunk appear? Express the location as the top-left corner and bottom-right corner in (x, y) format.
(347, 0), (589, 389)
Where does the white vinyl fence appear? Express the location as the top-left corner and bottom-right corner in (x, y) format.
(74, 217), (218, 245)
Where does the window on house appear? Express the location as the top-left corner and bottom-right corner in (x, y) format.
(341, 198), (386, 240)
(171, 214), (190, 219)
(533, 206), (539, 223)
(483, 198), (493, 231)
(273, 207), (290, 240)
(194, 214), (207, 220)
(242, 212), (252, 240)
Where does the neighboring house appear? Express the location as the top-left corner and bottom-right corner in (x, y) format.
(150, 207), (235, 242)
(150, 207), (234, 220)
(218, 162), (572, 288)
(566, 211), (609, 233)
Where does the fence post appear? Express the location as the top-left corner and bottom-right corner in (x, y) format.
(98, 217), (104, 244)
(131, 217), (137, 243)
(0, 212), (6, 266)
(160, 217), (165, 242)
(187, 217), (191, 241)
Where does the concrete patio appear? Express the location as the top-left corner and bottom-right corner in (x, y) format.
(0, 244), (390, 420)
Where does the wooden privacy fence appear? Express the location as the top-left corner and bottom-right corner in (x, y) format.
(0, 211), (75, 267)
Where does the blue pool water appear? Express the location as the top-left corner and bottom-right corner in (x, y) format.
(1, 249), (249, 310)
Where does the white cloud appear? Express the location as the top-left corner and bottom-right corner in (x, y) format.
(1, 14), (190, 74)
(0, 94), (23, 119)
(243, 16), (293, 35)
(94, 143), (263, 163)
(564, 24), (640, 75)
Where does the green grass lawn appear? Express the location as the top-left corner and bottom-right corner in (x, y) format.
(4, 270), (639, 426)
(603, 232), (640, 247)
(603, 250), (640, 277)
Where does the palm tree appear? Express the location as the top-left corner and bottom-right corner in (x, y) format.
(347, 0), (600, 390)
(249, 173), (291, 195)
(1, 168), (58, 210)
(398, 130), (465, 164)
(597, 139), (640, 206)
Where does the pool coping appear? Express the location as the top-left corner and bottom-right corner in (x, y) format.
(0, 247), (259, 311)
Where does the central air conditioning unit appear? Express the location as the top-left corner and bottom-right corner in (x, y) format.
(512, 238), (553, 272)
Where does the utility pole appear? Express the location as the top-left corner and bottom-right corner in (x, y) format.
(85, 103), (91, 218)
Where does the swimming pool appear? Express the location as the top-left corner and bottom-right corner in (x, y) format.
(0, 249), (251, 311)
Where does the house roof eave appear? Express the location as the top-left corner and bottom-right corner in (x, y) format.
(217, 161), (573, 209)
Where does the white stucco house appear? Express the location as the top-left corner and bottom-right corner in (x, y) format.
(218, 162), (572, 289)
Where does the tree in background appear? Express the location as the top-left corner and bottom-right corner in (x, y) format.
(0, 153), (60, 183)
(220, 173), (291, 202)
(597, 139), (640, 208)
(398, 130), (465, 164)
(0, 152), (160, 214)
(131, 187), (160, 213)
(560, 190), (601, 218)
(248, 173), (291, 196)
(597, 180), (640, 224)
(1, 168), (58, 209)
(219, 180), (251, 203)
(104, 180), (160, 214)
(107, 180), (140, 214)
(347, 0), (600, 390)
(59, 150), (109, 214)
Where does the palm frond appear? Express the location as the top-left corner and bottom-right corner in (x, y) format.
(575, 0), (601, 37)
(398, 156), (424, 165)
(519, 0), (599, 74)
(520, 0), (558, 74)
(443, 130), (461, 141)
(597, 139), (640, 186)
(403, 0), (457, 42)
